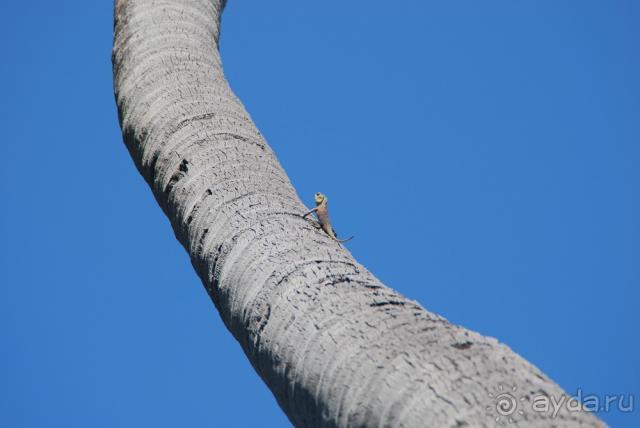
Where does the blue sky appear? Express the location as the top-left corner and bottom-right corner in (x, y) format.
(1, 1), (638, 426)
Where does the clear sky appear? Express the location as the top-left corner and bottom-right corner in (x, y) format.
(1, 1), (638, 427)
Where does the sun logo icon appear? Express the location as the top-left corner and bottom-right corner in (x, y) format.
(486, 384), (526, 424)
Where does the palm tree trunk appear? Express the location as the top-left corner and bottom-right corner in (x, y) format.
(112, 1), (603, 426)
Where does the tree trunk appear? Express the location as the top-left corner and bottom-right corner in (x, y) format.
(112, 1), (603, 426)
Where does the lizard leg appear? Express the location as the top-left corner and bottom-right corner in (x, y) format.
(302, 207), (318, 219)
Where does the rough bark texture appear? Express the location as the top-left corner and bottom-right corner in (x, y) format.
(112, 1), (604, 426)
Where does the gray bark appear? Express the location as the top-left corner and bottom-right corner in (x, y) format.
(112, 1), (604, 426)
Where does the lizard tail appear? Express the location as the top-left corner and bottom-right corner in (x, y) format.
(336, 236), (354, 243)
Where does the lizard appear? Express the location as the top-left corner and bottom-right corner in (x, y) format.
(302, 192), (354, 243)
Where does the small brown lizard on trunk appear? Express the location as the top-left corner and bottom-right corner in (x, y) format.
(303, 192), (354, 243)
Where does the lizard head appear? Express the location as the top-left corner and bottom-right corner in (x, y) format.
(314, 192), (326, 205)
